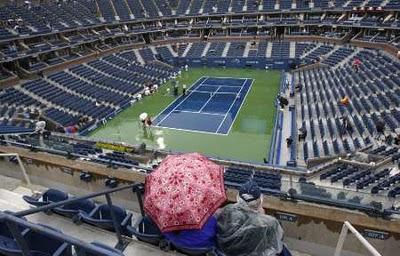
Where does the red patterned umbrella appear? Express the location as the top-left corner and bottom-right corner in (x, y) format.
(143, 152), (226, 232)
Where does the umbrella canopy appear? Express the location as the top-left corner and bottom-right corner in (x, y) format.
(144, 153), (226, 232)
(139, 112), (148, 121)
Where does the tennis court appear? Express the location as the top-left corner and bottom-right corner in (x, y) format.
(90, 68), (281, 162)
(153, 77), (253, 135)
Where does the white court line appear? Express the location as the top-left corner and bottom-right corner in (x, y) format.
(152, 76), (209, 124)
(206, 76), (252, 80)
(155, 76), (253, 136)
(225, 79), (255, 135)
(174, 110), (225, 116)
(188, 90), (238, 95)
(155, 77), (209, 126)
(156, 124), (229, 136)
(198, 84), (243, 88)
(198, 86), (219, 113)
(216, 79), (248, 134)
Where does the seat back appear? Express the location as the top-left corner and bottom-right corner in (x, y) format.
(98, 205), (126, 223)
(128, 216), (162, 245)
(63, 199), (96, 213)
(0, 217), (28, 238)
(138, 217), (161, 236)
(43, 189), (68, 203)
(24, 225), (72, 256)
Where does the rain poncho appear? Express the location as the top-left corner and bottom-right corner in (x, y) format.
(216, 202), (284, 256)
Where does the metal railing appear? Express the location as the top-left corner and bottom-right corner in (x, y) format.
(0, 153), (33, 192)
(0, 213), (121, 256)
(334, 221), (382, 256)
(1, 136), (399, 218)
(1, 183), (143, 256)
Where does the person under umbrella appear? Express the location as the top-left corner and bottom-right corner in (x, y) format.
(139, 112), (150, 129)
(143, 153), (226, 249)
(352, 58), (361, 72)
(216, 181), (291, 256)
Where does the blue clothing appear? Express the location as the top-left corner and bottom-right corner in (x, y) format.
(164, 216), (217, 249)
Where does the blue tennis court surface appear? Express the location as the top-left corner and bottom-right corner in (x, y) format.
(153, 77), (253, 135)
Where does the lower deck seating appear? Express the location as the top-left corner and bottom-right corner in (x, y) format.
(295, 49), (400, 160)
(0, 49), (179, 133)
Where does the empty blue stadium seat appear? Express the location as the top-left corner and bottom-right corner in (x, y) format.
(0, 223), (72, 256)
(125, 216), (162, 245)
(23, 189), (68, 207)
(78, 204), (132, 234)
(53, 198), (96, 219)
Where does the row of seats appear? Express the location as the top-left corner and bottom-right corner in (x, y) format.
(0, 219), (122, 256)
(0, 2), (399, 42)
(295, 48), (400, 160)
(0, 47), (178, 132)
(21, 188), (223, 255)
(184, 41), (314, 59)
(320, 163), (400, 198)
(223, 168), (282, 192)
(0, 123), (34, 135)
(23, 188), (132, 235)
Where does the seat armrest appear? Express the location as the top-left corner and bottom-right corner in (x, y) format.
(132, 216), (143, 227)
(121, 213), (132, 227)
(23, 195), (48, 207)
(53, 242), (70, 256)
(21, 228), (31, 237)
(79, 205), (99, 219)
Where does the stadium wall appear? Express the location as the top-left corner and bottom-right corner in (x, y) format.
(0, 151), (399, 256)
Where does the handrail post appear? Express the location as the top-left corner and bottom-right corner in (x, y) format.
(335, 221), (382, 256)
(334, 222), (349, 256)
(15, 154), (33, 193)
(75, 244), (87, 256)
(0, 153), (33, 193)
(0, 213), (122, 256)
(104, 193), (125, 249)
(134, 185), (145, 217)
(6, 221), (32, 256)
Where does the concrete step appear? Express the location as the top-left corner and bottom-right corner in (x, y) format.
(243, 42), (251, 57)
(182, 43), (192, 57)
(222, 42), (231, 57)
(0, 175), (22, 190)
(266, 42), (273, 58)
(0, 189), (31, 210)
(13, 185), (46, 196)
(149, 46), (158, 55)
(134, 49), (145, 65)
(201, 42), (211, 57)
(0, 198), (27, 212)
(289, 42), (296, 59)
(167, 44), (178, 57)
